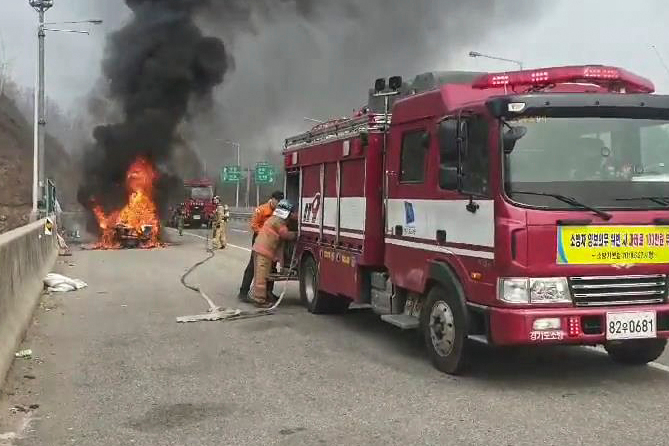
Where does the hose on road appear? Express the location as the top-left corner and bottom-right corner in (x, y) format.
(176, 228), (296, 323)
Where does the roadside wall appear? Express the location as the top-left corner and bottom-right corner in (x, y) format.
(0, 219), (56, 385)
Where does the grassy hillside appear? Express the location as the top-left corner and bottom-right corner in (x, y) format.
(0, 94), (81, 233)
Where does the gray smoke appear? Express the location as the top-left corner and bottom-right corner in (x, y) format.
(188, 0), (552, 164)
(78, 0), (551, 212)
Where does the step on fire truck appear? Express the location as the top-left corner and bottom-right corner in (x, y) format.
(282, 66), (669, 374)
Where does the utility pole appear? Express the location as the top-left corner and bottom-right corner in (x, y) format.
(245, 167), (251, 208)
(256, 182), (260, 208)
(28, 0), (101, 221)
(29, 0), (52, 220)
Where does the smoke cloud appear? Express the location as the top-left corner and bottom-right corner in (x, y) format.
(77, 0), (228, 216)
(189, 0), (551, 166)
(78, 0), (550, 217)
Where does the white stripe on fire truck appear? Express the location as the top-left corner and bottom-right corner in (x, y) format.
(387, 199), (494, 248)
(300, 226), (364, 239)
(386, 237), (495, 260)
(302, 197), (366, 232)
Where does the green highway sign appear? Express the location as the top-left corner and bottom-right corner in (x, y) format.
(221, 165), (242, 183)
(255, 162), (275, 184)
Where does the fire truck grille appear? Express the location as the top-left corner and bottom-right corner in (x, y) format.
(569, 275), (667, 307)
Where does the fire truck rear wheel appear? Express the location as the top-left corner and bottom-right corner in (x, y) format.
(299, 255), (349, 314)
(421, 285), (470, 375)
(604, 338), (667, 365)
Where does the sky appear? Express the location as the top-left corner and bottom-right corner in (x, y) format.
(2, 0), (669, 169)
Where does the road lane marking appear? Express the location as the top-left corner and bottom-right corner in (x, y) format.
(586, 345), (669, 373)
(232, 229), (249, 234)
(166, 228), (252, 252)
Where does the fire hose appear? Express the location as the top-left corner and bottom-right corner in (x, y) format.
(176, 228), (296, 323)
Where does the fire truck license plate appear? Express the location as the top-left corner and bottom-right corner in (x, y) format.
(606, 311), (656, 340)
(193, 215), (201, 220)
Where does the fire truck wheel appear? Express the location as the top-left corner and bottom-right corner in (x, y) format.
(604, 338), (667, 365)
(299, 255), (349, 314)
(421, 285), (470, 375)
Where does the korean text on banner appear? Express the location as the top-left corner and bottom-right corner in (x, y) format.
(557, 225), (669, 265)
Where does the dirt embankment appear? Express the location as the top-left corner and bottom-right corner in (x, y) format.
(0, 95), (81, 233)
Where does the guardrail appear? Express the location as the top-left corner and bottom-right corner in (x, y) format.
(229, 208), (253, 221)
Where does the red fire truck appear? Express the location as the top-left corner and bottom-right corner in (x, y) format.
(182, 179), (216, 227)
(283, 66), (669, 374)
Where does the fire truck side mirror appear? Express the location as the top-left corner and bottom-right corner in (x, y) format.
(438, 120), (458, 154)
(502, 125), (527, 154)
(374, 78), (386, 93)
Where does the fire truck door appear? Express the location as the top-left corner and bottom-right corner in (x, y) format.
(385, 113), (495, 293)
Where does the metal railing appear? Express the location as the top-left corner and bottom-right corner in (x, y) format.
(228, 207), (253, 220)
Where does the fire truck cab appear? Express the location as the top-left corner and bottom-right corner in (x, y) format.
(284, 66), (669, 374)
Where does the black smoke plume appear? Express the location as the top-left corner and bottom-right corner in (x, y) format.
(77, 0), (228, 217)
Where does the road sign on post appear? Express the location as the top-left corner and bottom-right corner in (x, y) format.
(221, 165), (242, 183)
(254, 162), (275, 184)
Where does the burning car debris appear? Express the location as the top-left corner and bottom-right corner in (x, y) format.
(91, 157), (161, 249)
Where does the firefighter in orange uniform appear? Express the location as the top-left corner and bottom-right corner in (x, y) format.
(238, 190), (284, 302)
(251, 199), (297, 308)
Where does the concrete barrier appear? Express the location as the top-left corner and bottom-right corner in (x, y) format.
(0, 219), (57, 385)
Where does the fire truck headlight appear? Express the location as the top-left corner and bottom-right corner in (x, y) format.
(529, 278), (571, 304)
(498, 278), (530, 304)
(498, 278), (572, 304)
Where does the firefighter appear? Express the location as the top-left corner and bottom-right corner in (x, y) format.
(238, 190), (284, 302)
(251, 199), (297, 308)
(212, 197), (230, 249)
(176, 203), (185, 236)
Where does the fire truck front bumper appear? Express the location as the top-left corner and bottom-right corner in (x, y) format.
(487, 303), (669, 345)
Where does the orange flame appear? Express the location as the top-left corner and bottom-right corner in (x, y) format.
(92, 157), (161, 249)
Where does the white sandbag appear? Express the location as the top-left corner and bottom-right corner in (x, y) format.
(43, 273), (87, 292)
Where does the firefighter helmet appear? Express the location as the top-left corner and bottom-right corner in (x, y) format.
(277, 199), (294, 212)
(274, 199), (294, 219)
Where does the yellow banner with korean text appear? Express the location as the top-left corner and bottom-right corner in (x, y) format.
(557, 226), (669, 265)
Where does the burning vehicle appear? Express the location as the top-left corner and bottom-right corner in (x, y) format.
(92, 157), (161, 249)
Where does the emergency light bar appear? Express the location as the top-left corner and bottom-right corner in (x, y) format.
(472, 65), (655, 94)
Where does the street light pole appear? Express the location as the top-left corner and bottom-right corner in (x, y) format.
(29, 0), (101, 220)
(29, 0), (52, 220)
(468, 50), (523, 71)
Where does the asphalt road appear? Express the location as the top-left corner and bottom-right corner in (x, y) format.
(2, 221), (669, 445)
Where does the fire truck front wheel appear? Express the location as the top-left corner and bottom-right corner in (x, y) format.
(421, 285), (470, 375)
(299, 255), (349, 314)
(604, 339), (667, 365)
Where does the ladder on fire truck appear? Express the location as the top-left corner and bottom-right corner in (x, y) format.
(285, 112), (390, 150)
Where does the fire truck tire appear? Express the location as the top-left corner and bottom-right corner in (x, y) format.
(299, 255), (349, 314)
(421, 285), (470, 375)
(604, 338), (667, 365)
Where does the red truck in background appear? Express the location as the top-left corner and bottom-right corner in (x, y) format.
(282, 65), (669, 374)
(182, 179), (216, 228)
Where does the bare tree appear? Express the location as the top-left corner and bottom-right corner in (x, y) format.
(0, 32), (9, 98)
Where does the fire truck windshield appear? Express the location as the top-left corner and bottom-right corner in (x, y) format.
(190, 187), (213, 201)
(504, 116), (669, 210)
